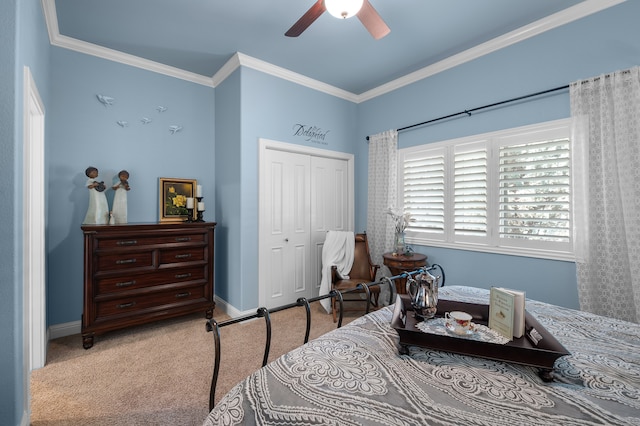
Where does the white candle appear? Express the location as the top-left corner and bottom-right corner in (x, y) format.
(196, 185), (202, 197)
(186, 197), (194, 209)
(197, 202), (205, 211)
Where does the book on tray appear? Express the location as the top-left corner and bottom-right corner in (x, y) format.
(489, 287), (525, 340)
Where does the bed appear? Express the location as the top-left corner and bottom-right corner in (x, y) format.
(204, 286), (640, 425)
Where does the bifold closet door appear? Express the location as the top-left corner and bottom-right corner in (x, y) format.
(261, 145), (351, 309)
(310, 156), (350, 295)
(263, 149), (313, 308)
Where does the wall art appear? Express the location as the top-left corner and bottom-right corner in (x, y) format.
(159, 177), (197, 222)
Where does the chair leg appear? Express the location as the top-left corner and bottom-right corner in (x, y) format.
(332, 294), (337, 323)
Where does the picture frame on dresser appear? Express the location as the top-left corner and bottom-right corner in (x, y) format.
(159, 177), (197, 222)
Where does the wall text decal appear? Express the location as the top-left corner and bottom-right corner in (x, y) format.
(293, 124), (330, 145)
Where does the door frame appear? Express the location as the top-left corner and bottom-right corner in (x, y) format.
(23, 66), (46, 369)
(23, 66), (47, 420)
(258, 138), (354, 308)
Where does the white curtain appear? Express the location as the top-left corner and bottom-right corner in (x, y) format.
(366, 129), (398, 305)
(570, 66), (640, 323)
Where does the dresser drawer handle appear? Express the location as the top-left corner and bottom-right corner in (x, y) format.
(116, 280), (136, 287)
(175, 292), (191, 298)
(116, 258), (137, 265)
(117, 302), (136, 309)
(116, 240), (138, 246)
(175, 237), (191, 242)
(175, 273), (192, 279)
(175, 253), (192, 259)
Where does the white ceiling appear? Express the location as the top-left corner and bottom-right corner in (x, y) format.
(44, 0), (621, 102)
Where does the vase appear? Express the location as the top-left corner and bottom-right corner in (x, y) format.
(394, 231), (406, 255)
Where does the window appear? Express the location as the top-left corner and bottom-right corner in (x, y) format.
(399, 119), (575, 260)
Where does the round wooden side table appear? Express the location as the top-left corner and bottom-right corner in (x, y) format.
(383, 252), (428, 295)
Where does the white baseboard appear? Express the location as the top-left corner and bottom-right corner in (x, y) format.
(49, 320), (81, 339)
(214, 295), (256, 318)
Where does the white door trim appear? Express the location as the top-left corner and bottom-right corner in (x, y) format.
(23, 66), (47, 373)
(258, 138), (354, 308)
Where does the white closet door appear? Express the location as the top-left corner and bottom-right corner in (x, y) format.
(263, 149), (312, 308)
(310, 156), (350, 294)
(259, 139), (354, 310)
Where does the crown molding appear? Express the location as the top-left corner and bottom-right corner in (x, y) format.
(42, 0), (624, 101)
(41, 0), (214, 87)
(235, 53), (359, 102)
(41, 0), (59, 44)
(213, 53), (359, 103)
(356, 0), (626, 102)
(211, 53), (241, 87)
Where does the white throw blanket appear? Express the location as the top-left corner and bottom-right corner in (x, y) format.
(319, 231), (355, 313)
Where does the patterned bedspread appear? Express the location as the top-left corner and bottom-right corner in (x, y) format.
(204, 286), (640, 425)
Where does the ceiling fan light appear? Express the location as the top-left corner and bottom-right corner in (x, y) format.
(325, 0), (364, 19)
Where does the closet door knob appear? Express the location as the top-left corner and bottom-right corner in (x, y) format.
(284, 238), (289, 242)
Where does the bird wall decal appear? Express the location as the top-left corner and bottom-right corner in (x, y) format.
(96, 94), (115, 107)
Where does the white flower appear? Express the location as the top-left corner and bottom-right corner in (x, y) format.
(387, 206), (415, 234)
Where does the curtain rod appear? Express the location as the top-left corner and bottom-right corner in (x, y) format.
(365, 84), (570, 141)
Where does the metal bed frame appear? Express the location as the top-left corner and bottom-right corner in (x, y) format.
(206, 265), (444, 410)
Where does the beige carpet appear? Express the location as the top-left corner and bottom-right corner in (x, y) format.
(30, 302), (359, 425)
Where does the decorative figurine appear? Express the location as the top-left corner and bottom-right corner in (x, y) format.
(83, 166), (109, 225)
(111, 170), (130, 224)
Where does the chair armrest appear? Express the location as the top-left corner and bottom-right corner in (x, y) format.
(331, 265), (339, 284)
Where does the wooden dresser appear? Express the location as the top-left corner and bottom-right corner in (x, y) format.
(81, 222), (216, 348)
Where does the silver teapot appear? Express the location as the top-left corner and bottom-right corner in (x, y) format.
(406, 266), (442, 320)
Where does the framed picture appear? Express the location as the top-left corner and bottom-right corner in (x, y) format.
(159, 177), (197, 222)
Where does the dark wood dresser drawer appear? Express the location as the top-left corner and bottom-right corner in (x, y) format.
(96, 266), (206, 295)
(81, 222), (216, 349)
(95, 232), (205, 249)
(95, 284), (207, 319)
(96, 251), (154, 272)
(159, 247), (206, 265)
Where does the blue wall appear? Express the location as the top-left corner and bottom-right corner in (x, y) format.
(1, 0), (51, 423)
(214, 68), (241, 306)
(356, 0), (640, 309)
(47, 48), (215, 325)
(0, 2), (20, 423)
(215, 67), (358, 311)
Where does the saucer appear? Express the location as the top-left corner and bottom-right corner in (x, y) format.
(445, 321), (476, 336)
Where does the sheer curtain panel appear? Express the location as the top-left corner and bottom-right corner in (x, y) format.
(366, 130), (398, 303)
(570, 66), (640, 323)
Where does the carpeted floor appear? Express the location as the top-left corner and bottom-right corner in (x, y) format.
(30, 302), (358, 425)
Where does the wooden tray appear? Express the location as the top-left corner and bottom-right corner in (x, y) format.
(391, 294), (570, 372)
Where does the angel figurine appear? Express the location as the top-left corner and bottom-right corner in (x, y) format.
(111, 170), (130, 224)
(83, 166), (109, 224)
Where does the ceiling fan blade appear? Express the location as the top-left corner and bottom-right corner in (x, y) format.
(285, 0), (326, 37)
(357, 0), (390, 40)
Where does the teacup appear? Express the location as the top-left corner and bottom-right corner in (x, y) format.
(445, 311), (473, 333)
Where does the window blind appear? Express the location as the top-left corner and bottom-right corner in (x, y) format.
(498, 138), (571, 242)
(454, 147), (487, 237)
(403, 151), (445, 235)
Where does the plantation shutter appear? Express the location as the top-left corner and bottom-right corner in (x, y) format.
(402, 148), (445, 237)
(498, 138), (571, 242)
(454, 143), (488, 238)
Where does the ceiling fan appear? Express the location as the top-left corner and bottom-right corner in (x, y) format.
(285, 0), (390, 40)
